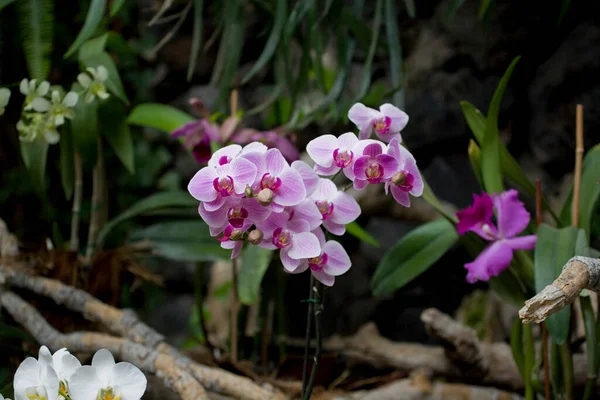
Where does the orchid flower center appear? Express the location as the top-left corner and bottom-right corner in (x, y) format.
(213, 176), (235, 196)
(272, 227), (291, 248)
(59, 381), (69, 398)
(260, 173), (282, 190)
(218, 225), (242, 242)
(218, 155), (232, 165)
(97, 387), (121, 400)
(227, 206), (249, 228)
(365, 161), (384, 183)
(392, 170), (415, 192)
(315, 200), (334, 220)
(333, 148), (354, 168)
(481, 223), (497, 238)
(373, 116), (391, 135)
(309, 253), (328, 271)
(25, 386), (48, 400)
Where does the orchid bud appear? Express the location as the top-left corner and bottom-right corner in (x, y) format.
(230, 229), (244, 241)
(391, 171), (406, 186)
(257, 188), (274, 206)
(247, 229), (264, 245)
(244, 185), (255, 198)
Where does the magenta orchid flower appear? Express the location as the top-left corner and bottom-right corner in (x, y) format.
(352, 142), (399, 190)
(288, 228), (351, 286)
(348, 103), (408, 142)
(207, 144), (242, 167)
(217, 224), (250, 259)
(456, 190), (536, 283)
(306, 132), (359, 179)
(309, 178), (361, 235)
(385, 137), (423, 207)
(188, 157), (257, 211)
(199, 197), (271, 235)
(172, 119), (221, 164)
(256, 211), (321, 271)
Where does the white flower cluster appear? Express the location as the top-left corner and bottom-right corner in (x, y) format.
(3, 346), (146, 400)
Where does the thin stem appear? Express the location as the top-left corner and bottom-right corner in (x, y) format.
(303, 282), (323, 400)
(230, 258), (240, 364)
(301, 275), (315, 397)
(560, 342), (574, 400)
(85, 137), (105, 264)
(69, 151), (83, 252)
(194, 262), (214, 358)
(572, 104), (584, 226)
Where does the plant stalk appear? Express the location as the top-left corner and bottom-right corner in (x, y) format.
(231, 258), (240, 364)
(194, 262), (214, 358)
(85, 137), (105, 264)
(69, 151), (83, 252)
(303, 281), (323, 400)
(572, 104), (584, 226)
(301, 275), (315, 398)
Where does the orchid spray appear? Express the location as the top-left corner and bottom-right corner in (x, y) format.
(186, 102), (422, 399)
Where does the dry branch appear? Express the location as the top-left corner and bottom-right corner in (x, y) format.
(0, 290), (208, 400)
(519, 256), (600, 323)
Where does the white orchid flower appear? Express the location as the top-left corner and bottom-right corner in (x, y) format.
(17, 113), (60, 144)
(0, 392), (12, 400)
(31, 90), (78, 127)
(69, 349), (147, 400)
(38, 346), (81, 398)
(13, 356), (59, 400)
(0, 88), (10, 115)
(19, 79), (50, 110)
(78, 65), (110, 103)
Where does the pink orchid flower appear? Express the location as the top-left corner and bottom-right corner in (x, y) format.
(188, 157), (257, 211)
(217, 224), (251, 259)
(292, 160), (319, 196)
(172, 119), (220, 164)
(385, 137), (423, 207)
(199, 197), (271, 235)
(232, 129), (300, 162)
(456, 190), (536, 283)
(306, 132), (359, 179)
(256, 211), (321, 271)
(309, 178), (361, 235)
(288, 228), (351, 286)
(352, 142), (399, 190)
(286, 199), (323, 231)
(348, 103), (409, 142)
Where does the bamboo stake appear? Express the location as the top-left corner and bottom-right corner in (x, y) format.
(572, 104), (584, 226)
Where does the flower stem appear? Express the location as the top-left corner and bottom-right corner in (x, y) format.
(301, 275), (315, 397)
(69, 151), (83, 252)
(194, 262), (214, 357)
(303, 282), (323, 400)
(231, 258), (240, 364)
(85, 137), (105, 264)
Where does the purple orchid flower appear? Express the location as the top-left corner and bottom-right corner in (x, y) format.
(309, 178), (361, 235)
(456, 189), (537, 283)
(385, 137), (423, 207)
(306, 132), (359, 179)
(256, 211), (321, 271)
(292, 160), (319, 196)
(286, 199), (323, 231)
(217, 224), (249, 259)
(287, 228), (351, 286)
(352, 142), (399, 190)
(171, 119), (221, 164)
(188, 157), (257, 211)
(232, 128), (300, 162)
(348, 103), (408, 142)
(199, 197), (271, 235)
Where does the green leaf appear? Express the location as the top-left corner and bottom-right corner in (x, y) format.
(80, 52), (129, 105)
(421, 179), (457, 223)
(241, 0), (286, 84)
(97, 191), (197, 247)
(445, 0), (466, 21)
(130, 221), (230, 261)
(510, 319), (525, 378)
(478, 0), (493, 19)
(523, 323), (535, 400)
(467, 139), (483, 187)
(64, 0), (106, 59)
(0, 0), (17, 12)
(99, 100), (134, 173)
(127, 103), (195, 133)
(384, 0), (404, 108)
(480, 56), (520, 194)
(353, 0), (382, 102)
(403, 0), (416, 17)
(20, 139), (49, 198)
(109, 0), (125, 17)
(70, 96), (98, 165)
(346, 221), (380, 248)
(372, 219), (458, 296)
(535, 224), (584, 344)
(237, 244), (274, 305)
(580, 292), (597, 400)
(78, 33), (108, 59)
(59, 126), (74, 199)
(488, 268), (529, 307)
(17, 0), (53, 80)
(187, 0), (204, 81)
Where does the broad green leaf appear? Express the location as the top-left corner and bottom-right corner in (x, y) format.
(384, 0), (404, 108)
(59, 127), (74, 199)
(478, 0), (493, 19)
(20, 139), (48, 198)
(127, 103), (195, 133)
(467, 139), (483, 187)
(488, 268), (529, 308)
(187, 0), (204, 82)
(346, 221), (380, 248)
(580, 293), (596, 400)
(241, 0), (286, 84)
(64, 0), (106, 58)
(0, 0), (17, 12)
(403, 0), (416, 17)
(372, 219), (458, 295)
(78, 34), (108, 60)
(99, 100), (134, 173)
(237, 244), (274, 305)
(97, 191), (197, 247)
(353, 0), (382, 102)
(71, 95), (98, 166)
(481, 56), (520, 194)
(535, 224), (584, 344)
(109, 0), (125, 17)
(130, 221), (230, 261)
(80, 52), (129, 105)
(510, 319), (525, 378)
(17, 0), (53, 80)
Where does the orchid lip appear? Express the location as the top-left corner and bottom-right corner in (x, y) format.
(333, 148), (353, 168)
(373, 116), (391, 135)
(309, 252), (328, 271)
(218, 155), (232, 165)
(228, 206), (248, 228)
(365, 161), (384, 183)
(315, 200), (334, 220)
(213, 176), (235, 196)
(272, 227), (291, 248)
(260, 173), (282, 191)
(394, 170), (415, 192)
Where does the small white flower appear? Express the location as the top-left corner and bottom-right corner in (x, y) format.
(78, 65), (110, 103)
(69, 349), (147, 400)
(19, 79), (50, 111)
(32, 90), (78, 127)
(13, 356), (59, 400)
(17, 114), (60, 144)
(0, 87), (10, 115)
(38, 346), (81, 398)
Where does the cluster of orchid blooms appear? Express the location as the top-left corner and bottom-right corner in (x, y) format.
(185, 102), (424, 286)
(2, 346), (146, 400)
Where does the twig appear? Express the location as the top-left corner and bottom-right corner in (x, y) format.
(85, 137), (105, 264)
(0, 290), (209, 399)
(573, 104), (584, 226)
(231, 257), (240, 364)
(303, 282), (323, 400)
(148, 0), (175, 26)
(536, 178), (551, 400)
(301, 275), (315, 397)
(149, 1), (193, 57)
(69, 151), (83, 252)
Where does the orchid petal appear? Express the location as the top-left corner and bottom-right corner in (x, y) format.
(242, 197), (272, 222)
(312, 227), (327, 247)
(265, 148), (288, 175)
(375, 154), (399, 178)
(288, 232), (321, 259)
(292, 160), (319, 195)
(188, 167), (218, 202)
(323, 220), (346, 235)
(348, 102), (378, 130)
(289, 199), (322, 230)
(362, 143), (383, 158)
(208, 144), (242, 167)
(322, 240), (351, 276)
(68, 366), (101, 400)
(390, 185), (411, 207)
(455, 192), (494, 236)
(464, 241), (513, 283)
(280, 248), (301, 272)
(306, 134), (338, 167)
(314, 163), (340, 176)
(198, 202), (230, 228)
(311, 178), (338, 201)
(287, 259), (309, 274)
(493, 189), (531, 238)
(91, 349), (115, 382)
(274, 167), (306, 206)
(112, 362), (147, 400)
(229, 157), (258, 194)
(353, 179), (369, 190)
(331, 191), (360, 224)
(203, 196), (227, 212)
(311, 269), (335, 286)
(504, 235), (536, 250)
(380, 103), (409, 133)
(338, 132), (359, 150)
